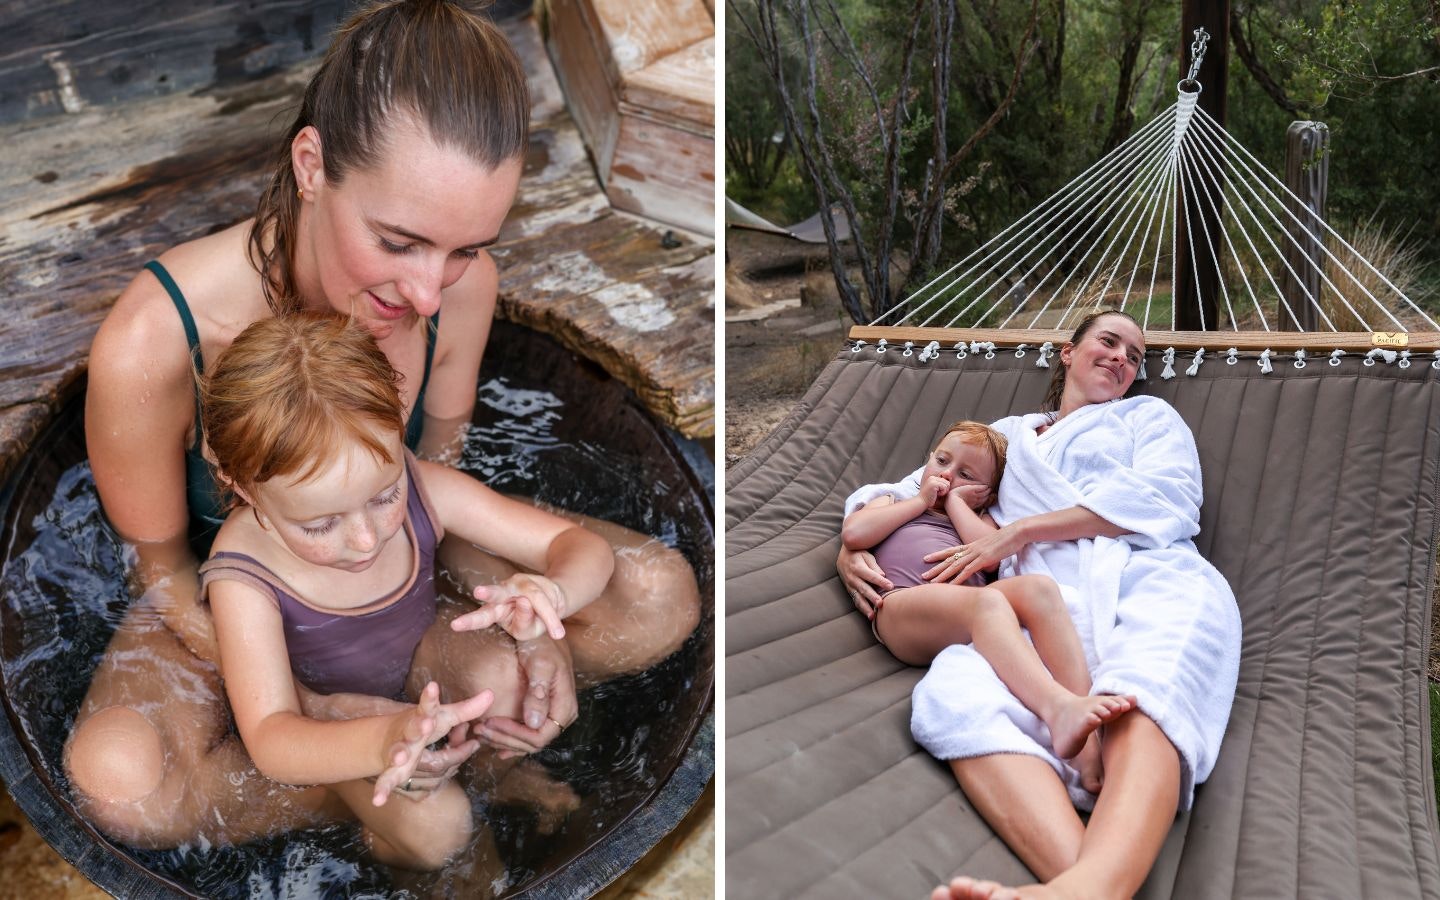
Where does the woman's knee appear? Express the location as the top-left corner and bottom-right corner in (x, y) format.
(66, 706), (166, 805)
(606, 540), (701, 663)
(63, 706), (196, 845)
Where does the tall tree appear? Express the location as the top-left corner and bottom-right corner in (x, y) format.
(728, 0), (1042, 323)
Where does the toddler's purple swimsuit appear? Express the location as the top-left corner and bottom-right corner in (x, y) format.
(199, 452), (442, 699)
(869, 510), (984, 644)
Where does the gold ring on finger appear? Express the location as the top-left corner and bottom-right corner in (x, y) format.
(548, 716), (564, 730)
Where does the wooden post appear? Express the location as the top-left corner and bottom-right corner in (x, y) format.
(1174, 0), (1229, 331)
(1281, 121), (1329, 330)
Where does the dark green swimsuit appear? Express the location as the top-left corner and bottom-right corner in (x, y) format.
(144, 260), (438, 542)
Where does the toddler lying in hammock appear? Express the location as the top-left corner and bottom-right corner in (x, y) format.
(841, 421), (1132, 791)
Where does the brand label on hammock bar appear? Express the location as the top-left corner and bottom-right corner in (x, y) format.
(1372, 332), (1409, 348)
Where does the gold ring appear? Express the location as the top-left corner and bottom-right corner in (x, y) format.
(950, 551), (964, 562)
(548, 716), (564, 730)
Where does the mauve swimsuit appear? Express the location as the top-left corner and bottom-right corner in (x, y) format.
(199, 452), (442, 699)
(869, 510), (984, 644)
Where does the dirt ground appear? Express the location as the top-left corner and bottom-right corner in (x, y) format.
(723, 228), (859, 462)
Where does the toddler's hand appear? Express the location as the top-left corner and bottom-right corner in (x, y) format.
(373, 681), (493, 806)
(919, 475), (951, 507)
(453, 575), (568, 642)
(949, 482), (992, 512)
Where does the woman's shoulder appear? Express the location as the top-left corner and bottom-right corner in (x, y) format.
(97, 222), (265, 365)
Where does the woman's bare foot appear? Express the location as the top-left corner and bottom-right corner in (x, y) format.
(1045, 694), (1135, 760)
(933, 877), (1011, 900)
(932, 878), (1093, 900)
(492, 759), (580, 834)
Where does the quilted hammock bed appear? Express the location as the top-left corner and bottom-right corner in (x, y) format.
(726, 337), (1440, 899)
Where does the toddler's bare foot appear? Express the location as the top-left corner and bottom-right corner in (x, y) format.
(1074, 733), (1104, 794)
(1046, 693), (1135, 760)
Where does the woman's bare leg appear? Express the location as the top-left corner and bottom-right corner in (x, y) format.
(438, 501), (700, 683)
(949, 754), (1084, 881)
(65, 604), (338, 847)
(1045, 712), (1179, 897)
(331, 777), (474, 871)
(940, 713), (1182, 899)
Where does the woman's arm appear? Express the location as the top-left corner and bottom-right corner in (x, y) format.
(924, 506), (1130, 584)
(86, 275), (216, 660)
(413, 254), (498, 462)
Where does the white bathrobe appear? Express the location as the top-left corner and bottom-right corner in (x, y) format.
(857, 397), (1240, 810)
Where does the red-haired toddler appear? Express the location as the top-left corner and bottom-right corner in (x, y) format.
(197, 311), (613, 870)
(842, 421), (1132, 792)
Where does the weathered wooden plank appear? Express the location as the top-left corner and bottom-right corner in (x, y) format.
(542, 0), (714, 235)
(606, 113), (714, 235)
(581, 0), (712, 81)
(493, 211), (714, 435)
(0, 15), (712, 455)
(848, 325), (1440, 353)
(623, 36), (714, 128)
(0, 0), (348, 125)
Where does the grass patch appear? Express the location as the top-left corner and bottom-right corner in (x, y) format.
(1432, 682), (1440, 809)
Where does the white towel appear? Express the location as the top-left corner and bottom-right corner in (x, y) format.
(909, 396), (1241, 810)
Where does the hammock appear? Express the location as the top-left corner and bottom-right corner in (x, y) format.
(725, 38), (1440, 899)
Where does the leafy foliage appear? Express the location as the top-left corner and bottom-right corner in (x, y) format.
(726, 0), (1440, 316)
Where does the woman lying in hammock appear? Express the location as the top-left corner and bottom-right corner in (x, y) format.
(838, 310), (1242, 899)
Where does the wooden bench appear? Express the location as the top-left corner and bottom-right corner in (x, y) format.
(0, 8), (714, 489)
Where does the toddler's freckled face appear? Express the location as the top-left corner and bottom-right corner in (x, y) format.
(250, 432), (408, 573)
(923, 433), (998, 509)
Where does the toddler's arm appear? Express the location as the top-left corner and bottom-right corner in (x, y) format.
(842, 475), (949, 550)
(417, 460), (614, 641)
(209, 580), (491, 802)
(942, 484), (1000, 543)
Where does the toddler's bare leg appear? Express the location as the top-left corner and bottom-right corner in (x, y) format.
(331, 777), (474, 871)
(887, 583), (1130, 763)
(992, 576), (1134, 791)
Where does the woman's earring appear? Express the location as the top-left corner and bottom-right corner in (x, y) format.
(297, 188), (305, 200)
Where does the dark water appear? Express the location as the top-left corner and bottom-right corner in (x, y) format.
(0, 325), (714, 898)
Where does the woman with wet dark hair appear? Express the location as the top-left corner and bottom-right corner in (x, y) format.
(70, 0), (699, 849)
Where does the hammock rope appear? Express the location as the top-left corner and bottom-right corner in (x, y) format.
(872, 32), (1435, 336)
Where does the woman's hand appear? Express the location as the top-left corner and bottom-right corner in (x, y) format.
(837, 545), (893, 619)
(476, 635), (578, 760)
(923, 523), (1025, 584)
(455, 575), (567, 643)
(373, 681), (493, 806)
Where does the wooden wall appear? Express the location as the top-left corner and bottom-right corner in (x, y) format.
(0, 0), (351, 125)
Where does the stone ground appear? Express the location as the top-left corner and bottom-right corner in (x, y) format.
(723, 229), (856, 462)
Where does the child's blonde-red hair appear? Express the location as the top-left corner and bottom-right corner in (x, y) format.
(936, 420), (1008, 497)
(200, 311), (406, 508)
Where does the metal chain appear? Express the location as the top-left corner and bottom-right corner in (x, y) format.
(1186, 27), (1210, 83)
